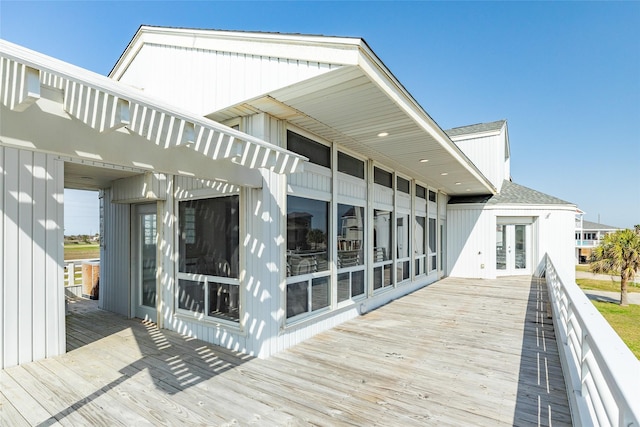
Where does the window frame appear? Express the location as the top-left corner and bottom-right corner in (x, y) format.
(175, 194), (242, 326)
(285, 195), (332, 322)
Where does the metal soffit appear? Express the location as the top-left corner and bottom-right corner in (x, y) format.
(209, 66), (495, 196)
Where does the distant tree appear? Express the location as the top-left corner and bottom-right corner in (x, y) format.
(306, 229), (326, 250)
(590, 229), (640, 306)
(635, 224), (640, 234)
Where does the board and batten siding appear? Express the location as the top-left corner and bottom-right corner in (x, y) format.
(99, 188), (131, 316)
(117, 44), (339, 116)
(0, 147), (65, 369)
(447, 204), (576, 282)
(454, 129), (507, 192)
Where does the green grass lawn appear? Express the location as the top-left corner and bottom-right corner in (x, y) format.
(575, 264), (591, 273)
(577, 278), (640, 293)
(64, 243), (100, 260)
(591, 301), (640, 359)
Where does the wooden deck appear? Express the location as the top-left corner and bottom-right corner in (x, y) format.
(1, 276), (572, 426)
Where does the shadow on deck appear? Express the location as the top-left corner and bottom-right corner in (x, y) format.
(1, 277), (571, 426)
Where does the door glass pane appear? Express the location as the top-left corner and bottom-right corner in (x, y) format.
(515, 225), (526, 269)
(141, 213), (156, 308)
(496, 224), (507, 270)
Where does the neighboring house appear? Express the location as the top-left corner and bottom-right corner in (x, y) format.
(0, 26), (576, 369)
(574, 214), (622, 264)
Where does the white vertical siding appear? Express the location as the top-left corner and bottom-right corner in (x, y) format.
(446, 207), (492, 279)
(455, 129), (506, 191)
(0, 147), (64, 369)
(373, 184), (393, 207)
(337, 173), (366, 200)
(447, 204), (576, 281)
(119, 44), (339, 115)
(158, 178), (175, 330)
(100, 188), (131, 316)
(287, 163), (331, 195)
(397, 192), (411, 210)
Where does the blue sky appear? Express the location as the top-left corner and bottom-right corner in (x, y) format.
(1, 1), (639, 232)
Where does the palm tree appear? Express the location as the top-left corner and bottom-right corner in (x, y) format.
(590, 229), (640, 306)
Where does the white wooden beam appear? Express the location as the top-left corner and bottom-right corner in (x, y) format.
(0, 57), (40, 111)
(63, 80), (130, 132)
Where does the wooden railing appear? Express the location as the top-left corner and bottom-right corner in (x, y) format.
(544, 254), (640, 427)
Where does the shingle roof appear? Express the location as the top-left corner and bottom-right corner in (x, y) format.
(580, 220), (621, 230)
(445, 120), (506, 138)
(448, 180), (574, 206)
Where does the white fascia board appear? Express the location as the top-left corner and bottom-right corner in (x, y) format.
(355, 45), (497, 195)
(110, 26), (361, 80)
(449, 128), (504, 142)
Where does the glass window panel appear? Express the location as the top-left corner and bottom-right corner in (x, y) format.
(352, 270), (365, 297)
(178, 279), (204, 313)
(431, 255), (437, 271)
(428, 190), (437, 202)
(337, 272), (350, 303)
(396, 213), (410, 258)
(416, 185), (426, 199)
(373, 267), (383, 290)
(496, 224), (507, 270)
(374, 167), (392, 188)
(337, 204), (364, 268)
(373, 210), (392, 261)
(287, 131), (330, 168)
(415, 259), (421, 276)
(397, 176), (410, 194)
(515, 225), (526, 269)
(383, 264), (392, 287)
(287, 281), (308, 318)
(208, 282), (239, 321)
(179, 196), (239, 278)
(287, 196), (329, 276)
(311, 277), (330, 311)
(337, 151), (364, 179)
(415, 216), (426, 255)
(428, 218), (437, 253)
(403, 261), (410, 281)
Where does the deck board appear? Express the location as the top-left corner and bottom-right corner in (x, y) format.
(1, 276), (571, 426)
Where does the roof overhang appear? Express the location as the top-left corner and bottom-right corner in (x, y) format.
(205, 37), (497, 196)
(0, 39), (307, 189)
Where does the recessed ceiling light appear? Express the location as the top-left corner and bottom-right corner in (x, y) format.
(419, 159), (429, 163)
(455, 182), (461, 185)
(377, 132), (389, 137)
(440, 172), (448, 176)
(466, 189), (471, 192)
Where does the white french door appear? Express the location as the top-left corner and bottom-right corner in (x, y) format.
(496, 223), (531, 276)
(132, 204), (158, 322)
